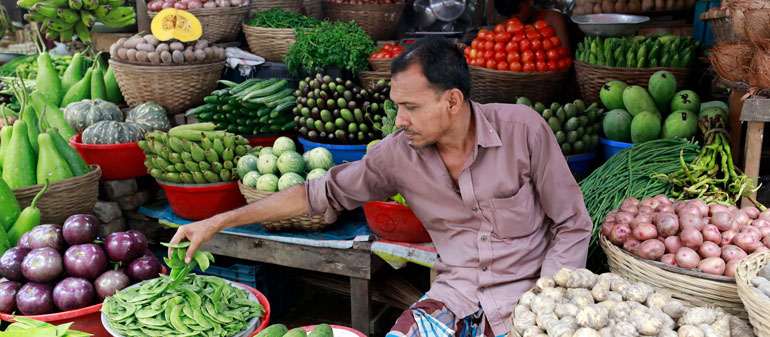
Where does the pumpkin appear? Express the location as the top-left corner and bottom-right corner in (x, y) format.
(82, 120), (145, 145)
(125, 102), (171, 132)
(63, 99), (124, 134)
(150, 8), (202, 42)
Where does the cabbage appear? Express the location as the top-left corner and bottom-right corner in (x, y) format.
(307, 147), (334, 170)
(278, 172), (305, 191)
(277, 151), (305, 175)
(306, 168), (327, 180)
(256, 174), (279, 192)
(272, 137), (296, 156)
(243, 171), (261, 188)
(237, 154), (259, 179)
(257, 154), (278, 175)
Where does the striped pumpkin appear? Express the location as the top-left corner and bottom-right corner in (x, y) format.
(125, 102), (171, 132)
(63, 99), (124, 134)
(82, 120), (145, 145)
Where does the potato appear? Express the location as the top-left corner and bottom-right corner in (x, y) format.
(126, 49), (138, 61)
(515, 304), (531, 317)
(520, 291), (536, 307)
(135, 43), (154, 54)
(599, 327), (614, 337)
(698, 241), (722, 259)
(568, 288), (595, 306)
(124, 37), (144, 49)
(156, 43), (170, 53)
(514, 310), (537, 334)
(678, 325), (704, 337)
(710, 316), (730, 337)
(109, 44), (120, 58)
(184, 49), (196, 63)
(148, 52), (160, 64)
(646, 292), (670, 309)
(576, 304), (609, 330)
(553, 268), (572, 287)
(697, 324), (720, 337)
(522, 326), (543, 337)
(194, 49), (207, 62)
(136, 51), (149, 62)
(608, 291), (623, 302)
(143, 34), (159, 47)
(195, 39), (209, 51)
(567, 269), (598, 289)
(117, 48), (129, 60)
(114, 37), (128, 49)
(682, 308), (716, 326)
(160, 50), (172, 64)
(601, 0), (614, 12)
(631, 313), (662, 336)
(592, 282), (610, 302)
(730, 315), (755, 337)
(554, 303), (579, 318)
(622, 283), (653, 303)
(561, 316), (578, 330)
(172, 50), (185, 64)
(204, 47), (214, 60)
(611, 278), (630, 293)
(758, 282), (770, 297)
(599, 300), (618, 312)
(548, 323), (575, 337)
(531, 295), (556, 315)
(751, 276), (768, 287)
(758, 265), (770, 279)
(639, 239), (666, 261)
(662, 299), (686, 319)
(615, 0), (628, 13)
(676, 247), (701, 270)
(170, 42), (185, 51)
(659, 330), (678, 337)
(650, 307), (675, 331)
(610, 302), (631, 321)
(574, 327), (601, 337)
(542, 287), (566, 301)
(535, 277), (556, 291)
(612, 322), (637, 337)
(536, 312), (560, 330)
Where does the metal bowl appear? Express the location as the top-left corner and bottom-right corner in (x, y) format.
(570, 14), (650, 37)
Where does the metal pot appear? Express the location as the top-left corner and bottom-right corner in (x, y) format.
(429, 0), (466, 22)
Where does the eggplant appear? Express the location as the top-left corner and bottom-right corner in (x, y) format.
(328, 133), (336, 142)
(321, 83), (328, 92)
(301, 97), (308, 106)
(314, 88), (321, 97)
(364, 112), (372, 121)
(332, 91), (340, 100)
(311, 107), (321, 119)
(304, 77), (312, 83)
(337, 98), (347, 109)
(320, 90), (329, 100)
(299, 117), (307, 125)
(316, 73), (324, 83)
(373, 93), (381, 102)
(307, 98), (316, 108)
(323, 75), (332, 84)
(360, 123), (370, 133)
(294, 116), (300, 123)
(371, 102), (380, 112)
(344, 91), (353, 101)
(302, 85), (310, 95)
(358, 131), (366, 142)
(292, 107), (299, 115)
(319, 131), (327, 139)
(335, 130), (346, 141)
(329, 82), (337, 92)
(311, 79), (320, 90)
(299, 126), (309, 137)
(362, 101), (370, 112)
(307, 91), (315, 99)
(294, 90), (302, 97)
(336, 77), (344, 84)
(325, 122), (336, 133)
(368, 132), (376, 139)
(347, 133), (356, 142)
(374, 114), (382, 122)
(347, 101), (357, 110)
(333, 109), (341, 119)
(308, 130), (319, 140)
(345, 80), (354, 89)
(327, 99), (336, 109)
(316, 98), (325, 109)
(336, 85), (345, 95)
(300, 107), (310, 118)
(356, 93), (363, 101)
(306, 117), (315, 129)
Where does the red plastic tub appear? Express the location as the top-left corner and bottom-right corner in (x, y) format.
(243, 282), (271, 336)
(69, 134), (147, 180)
(245, 132), (297, 148)
(363, 201), (431, 243)
(300, 325), (366, 337)
(158, 181), (246, 221)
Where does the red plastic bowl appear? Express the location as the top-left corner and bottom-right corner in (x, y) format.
(299, 325), (366, 337)
(363, 201), (431, 243)
(245, 132), (297, 148)
(0, 266), (166, 336)
(158, 181), (246, 221)
(69, 134), (147, 180)
(242, 282), (271, 336)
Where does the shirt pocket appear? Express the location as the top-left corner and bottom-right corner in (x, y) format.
(489, 183), (539, 239)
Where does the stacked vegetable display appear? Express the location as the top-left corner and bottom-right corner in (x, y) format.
(17, 0), (137, 43)
(293, 74), (389, 144)
(603, 197), (770, 277)
(576, 34), (699, 68)
(102, 241), (264, 337)
(139, 123), (259, 184)
(109, 35), (226, 65)
(186, 78), (296, 135)
(284, 21), (377, 76)
(66, 101), (171, 145)
(515, 97), (602, 155)
(238, 136), (334, 192)
(571, 0), (695, 15)
(600, 71), (727, 144)
(0, 215), (162, 315)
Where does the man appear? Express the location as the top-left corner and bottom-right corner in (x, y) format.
(169, 36), (592, 337)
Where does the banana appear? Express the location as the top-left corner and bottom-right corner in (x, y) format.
(58, 27), (73, 41)
(56, 8), (79, 23)
(92, 4), (111, 18)
(47, 18), (73, 31)
(99, 16), (134, 27)
(82, 0), (98, 10)
(50, 0), (67, 6)
(74, 20), (91, 43)
(45, 29), (59, 40)
(105, 0), (124, 6)
(16, 0), (42, 9)
(100, 6), (133, 21)
(80, 10), (95, 27)
(32, 3), (60, 18)
(23, 12), (46, 22)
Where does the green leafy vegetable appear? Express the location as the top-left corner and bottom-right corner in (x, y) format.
(244, 8), (320, 29)
(284, 21), (377, 76)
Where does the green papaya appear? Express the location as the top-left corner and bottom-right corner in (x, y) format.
(308, 324), (333, 337)
(0, 178), (20, 232)
(61, 52), (85, 94)
(670, 90), (700, 113)
(255, 325), (289, 337)
(104, 67), (123, 104)
(60, 68), (92, 108)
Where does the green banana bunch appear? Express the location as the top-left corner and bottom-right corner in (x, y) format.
(575, 34), (701, 69)
(17, 0), (136, 44)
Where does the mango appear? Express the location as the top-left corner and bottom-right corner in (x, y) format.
(630, 111), (661, 144)
(648, 70), (677, 115)
(622, 85), (659, 117)
(600, 80), (627, 110)
(602, 109), (633, 143)
(662, 110), (698, 140)
(670, 90), (700, 114)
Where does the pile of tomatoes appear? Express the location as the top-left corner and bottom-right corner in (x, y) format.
(464, 19), (573, 72)
(369, 43), (406, 59)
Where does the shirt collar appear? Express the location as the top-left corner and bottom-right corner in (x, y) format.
(471, 101), (503, 148)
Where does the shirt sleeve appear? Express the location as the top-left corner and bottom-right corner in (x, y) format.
(527, 121), (593, 278)
(303, 138), (400, 223)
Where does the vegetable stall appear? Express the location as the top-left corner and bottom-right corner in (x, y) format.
(0, 0), (767, 335)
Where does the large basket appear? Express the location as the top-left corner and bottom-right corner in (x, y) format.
(12, 165), (101, 225)
(600, 234), (747, 320)
(148, 5), (249, 42)
(242, 25), (297, 62)
(736, 251), (770, 337)
(701, 9), (744, 43)
(251, 0), (302, 13)
(357, 71), (390, 87)
(368, 58), (392, 72)
(322, 2), (405, 41)
(109, 58), (225, 115)
(574, 60), (691, 104)
(468, 65), (569, 104)
(237, 181), (333, 231)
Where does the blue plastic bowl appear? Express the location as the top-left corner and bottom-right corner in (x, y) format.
(297, 137), (367, 165)
(566, 151), (598, 177)
(600, 137), (634, 161)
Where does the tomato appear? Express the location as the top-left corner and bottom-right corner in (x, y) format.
(484, 40), (494, 51)
(547, 61), (558, 71)
(372, 52), (383, 59)
(526, 30), (541, 41)
(536, 60), (547, 72)
(558, 47), (569, 58)
(530, 39), (541, 51)
(494, 24), (506, 33)
(474, 58), (485, 66)
(511, 33), (525, 43)
(557, 58), (567, 69)
(535, 50), (546, 62)
(383, 43), (393, 52)
(370, 52), (378, 58)
(509, 61), (522, 72)
(524, 24), (534, 32)
(550, 36), (561, 48)
(464, 46), (471, 56)
(519, 39), (531, 51)
(483, 49), (494, 60)
(523, 62), (535, 72)
(539, 27), (555, 39)
(497, 61), (509, 71)
(471, 39), (480, 49)
(506, 18), (521, 26)
(542, 39), (553, 51)
(469, 48), (478, 59)
(494, 32), (511, 43)
(521, 50), (534, 63)
(505, 41), (518, 53)
(477, 30), (488, 41)
(494, 51), (506, 62)
(493, 42), (505, 53)
(506, 22), (524, 34)
(547, 49), (560, 61)
(486, 59), (497, 69)
(563, 57), (572, 69)
(506, 52), (520, 64)
(534, 20), (548, 30)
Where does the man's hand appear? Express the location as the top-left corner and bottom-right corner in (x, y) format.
(168, 217), (222, 263)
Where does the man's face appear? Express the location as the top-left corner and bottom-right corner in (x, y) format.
(390, 63), (450, 149)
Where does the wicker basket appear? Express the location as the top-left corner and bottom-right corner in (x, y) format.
(322, 2), (405, 41)
(358, 71), (390, 87)
(148, 5), (249, 43)
(109, 59), (225, 115)
(251, 0), (302, 12)
(600, 234), (747, 320)
(12, 165), (101, 225)
(468, 65), (569, 104)
(368, 58), (392, 72)
(574, 60), (691, 104)
(736, 251), (770, 337)
(701, 9), (744, 43)
(242, 25), (298, 62)
(237, 181), (333, 231)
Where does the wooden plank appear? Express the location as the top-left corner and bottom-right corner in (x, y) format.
(135, 0), (150, 35)
(729, 90), (746, 164)
(741, 121), (765, 208)
(740, 99), (770, 122)
(350, 277), (371, 336)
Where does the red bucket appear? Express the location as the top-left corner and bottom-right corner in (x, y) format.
(158, 181), (246, 221)
(363, 201), (431, 243)
(69, 134), (147, 180)
(245, 132), (297, 148)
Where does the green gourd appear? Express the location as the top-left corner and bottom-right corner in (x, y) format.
(0, 125), (11, 168)
(35, 52), (64, 108)
(7, 180), (47, 246)
(21, 105), (40, 156)
(31, 91), (77, 141)
(36, 133), (72, 183)
(90, 66), (106, 101)
(46, 128), (90, 176)
(61, 52), (84, 94)
(0, 177), (20, 232)
(104, 67), (123, 104)
(61, 67), (92, 108)
(1, 120), (36, 189)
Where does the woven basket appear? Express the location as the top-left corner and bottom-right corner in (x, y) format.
(302, 0), (323, 19)
(468, 65), (569, 104)
(148, 5), (249, 42)
(600, 234), (747, 320)
(322, 2), (405, 41)
(242, 25), (298, 62)
(701, 9), (744, 43)
(12, 165), (101, 225)
(237, 181), (333, 231)
(357, 71), (390, 87)
(368, 58), (392, 72)
(736, 251), (770, 337)
(251, 0), (302, 12)
(109, 59), (225, 115)
(574, 60), (691, 105)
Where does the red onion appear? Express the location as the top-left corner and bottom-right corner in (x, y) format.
(187, 0), (203, 8)
(162, 0), (175, 8)
(173, 2), (188, 9)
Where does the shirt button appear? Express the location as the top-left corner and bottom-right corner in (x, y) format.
(481, 266), (488, 271)
(471, 207), (478, 212)
(480, 236), (487, 242)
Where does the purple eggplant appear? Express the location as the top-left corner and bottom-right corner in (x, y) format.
(53, 277), (95, 311)
(0, 247), (30, 282)
(21, 247), (63, 283)
(63, 244), (107, 281)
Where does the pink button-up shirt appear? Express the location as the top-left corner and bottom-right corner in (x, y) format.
(304, 101), (592, 336)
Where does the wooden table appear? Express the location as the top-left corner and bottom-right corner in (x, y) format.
(738, 98), (769, 208)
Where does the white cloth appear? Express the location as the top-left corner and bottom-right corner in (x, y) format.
(225, 47), (265, 76)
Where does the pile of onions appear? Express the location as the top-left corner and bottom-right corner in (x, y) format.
(602, 195), (770, 277)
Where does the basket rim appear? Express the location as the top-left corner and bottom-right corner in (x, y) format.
(322, 1), (405, 7)
(241, 25), (311, 32)
(469, 64), (570, 76)
(12, 165), (102, 195)
(148, 4), (250, 15)
(574, 59), (690, 71)
(108, 58), (226, 68)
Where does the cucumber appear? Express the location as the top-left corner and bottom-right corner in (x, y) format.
(265, 95), (295, 108)
(268, 115), (293, 125)
(250, 88), (293, 105)
(259, 125), (271, 133)
(243, 79), (287, 100)
(238, 79), (280, 99)
(274, 100), (296, 113)
(203, 96), (220, 104)
(229, 78), (262, 95)
(259, 115), (270, 124)
(280, 121), (296, 131)
(185, 104), (214, 116)
(256, 107), (271, 117)
(217, 80), (239, 88)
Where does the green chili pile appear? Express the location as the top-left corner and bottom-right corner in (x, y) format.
(244, 8), (320, 29)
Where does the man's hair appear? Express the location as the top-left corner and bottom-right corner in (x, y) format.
(391, 36), (471, 101)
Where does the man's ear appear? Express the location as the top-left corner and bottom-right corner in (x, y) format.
(447, 88), (464, 115)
